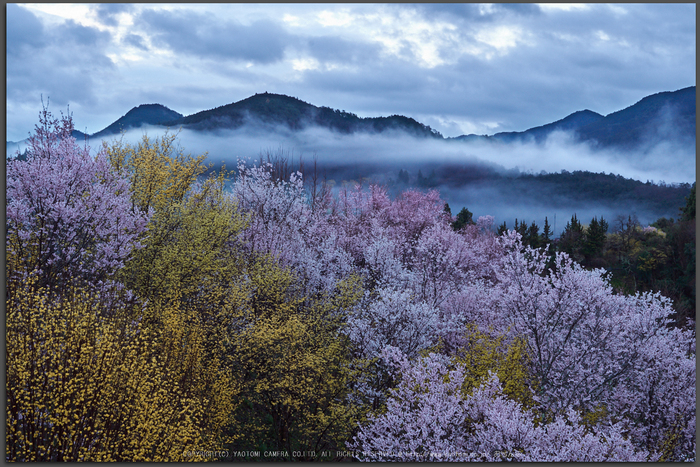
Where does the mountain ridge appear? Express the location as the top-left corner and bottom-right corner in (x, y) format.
(453, 86), (695, 149)
(106, 86), (697, 148)
(575, 86), (696, 149)
(159, 92), (443, 138)
(7, 86), (695, 154)
(451, 109), (606, 145)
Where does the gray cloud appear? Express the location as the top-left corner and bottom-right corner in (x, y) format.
(136, 8), (292, 64)
(303, 58), (429, 98)
(305, 36), (381, 65)
(494, 4), (543, 16)
(93, 3), (133, 26)
(409, 3), (541, 22)
(123, 33), (149, 51)
(7, 3), (48, 56)
(407, 3), (485, 21)
(55, 19), (112, 47)
(6, 5), (117, 138)
(381, 3), (695, 133)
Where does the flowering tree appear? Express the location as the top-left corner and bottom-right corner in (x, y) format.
(349, 347), (472, 462)
(345, 287), (444, 361)
(493, 236), (696, 460)
(6, 278), (218, 461)
(233, 161), (356, 298)
(464, 375), (653, 462)
(351, 348), (653, 462)
(225, 159), (696, 461)
(6, 105), (148, 290)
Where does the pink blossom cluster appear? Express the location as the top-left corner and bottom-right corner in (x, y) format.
(233, 164), (695, 461)
(6, 106), (149, 290)
(350, 348), (653, 462)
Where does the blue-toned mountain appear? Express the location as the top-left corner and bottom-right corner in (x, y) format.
(161, 92), (443, 138)
(7, 86), (694, 157)
(91, 104), (183, 139)
(450, 86), (695, 150)
(574, 86), (695, 150)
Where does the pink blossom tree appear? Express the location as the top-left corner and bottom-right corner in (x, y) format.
(349, 347), (472, 462)
(6, 105), (149, 290)
(492, 236), (696, 460)
(231, 160), (695, 461)
(233, 161), (355, 297)
(351, 348), (654, 462)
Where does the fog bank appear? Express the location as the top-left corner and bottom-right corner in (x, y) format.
(73, 123), (695, 234)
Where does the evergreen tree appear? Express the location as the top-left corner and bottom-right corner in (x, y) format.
(452, 207), (475, 231)
(398, 169), (410, 185)
(427, 169), (437, 188)
(526, 221), (540, 249)
(583, 216), (608, 266)
(679, 182), (696, 221)
(541, 216), (552, 243)
(443, 202), (452, 217)
(559, 214), (585, 263)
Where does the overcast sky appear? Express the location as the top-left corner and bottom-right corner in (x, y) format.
(6, 3), (696, 142)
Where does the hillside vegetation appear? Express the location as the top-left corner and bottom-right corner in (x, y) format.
(5, 108), (696, 462)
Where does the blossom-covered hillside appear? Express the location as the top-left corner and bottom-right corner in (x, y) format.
(6, 108), (695, 462)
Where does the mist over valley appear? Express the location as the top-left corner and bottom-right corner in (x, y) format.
(8, 87), (695, 235)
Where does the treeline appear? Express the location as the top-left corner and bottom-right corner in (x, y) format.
(5, 108), (696, 461)
(391, 166), (692, 216)
(484, 185), (696, 327)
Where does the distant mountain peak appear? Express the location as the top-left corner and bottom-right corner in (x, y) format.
(575, 86), (695, 149)
(451, 86), (694, 149)
(489, 108), (605, 144)
(90, 103), (183, 138)
(129, 103), (176, 113)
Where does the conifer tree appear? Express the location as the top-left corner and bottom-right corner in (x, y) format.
(541, 216), (552, 243)
(679, 182), (695, 221)
(559, 214), (585, 263)
(583, 216), (608, 265)
(452, 207), (475, 231)
(527, 221), (540, 249)
(397, 169), (409, 185)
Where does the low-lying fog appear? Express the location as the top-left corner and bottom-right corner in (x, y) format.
(173, 123), (694, 184)
(15, 122), (692, 236)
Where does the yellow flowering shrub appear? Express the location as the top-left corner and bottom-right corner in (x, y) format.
(102, 132), (208, 213)
(147, 296), (242, 451)
(103, 133), (258, 455)
(453, 325), (536, 409)
(6, 280), (205, 461)
(226, 265), (364, 459)
(121, 171), (248, 310)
